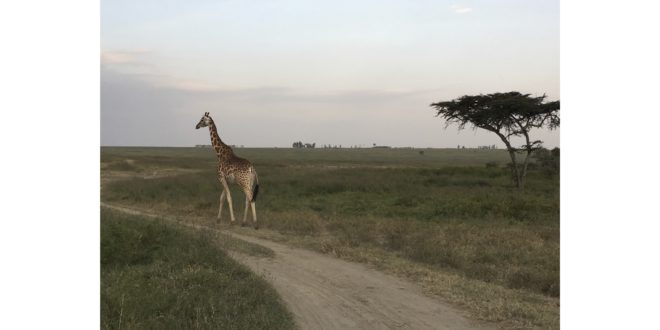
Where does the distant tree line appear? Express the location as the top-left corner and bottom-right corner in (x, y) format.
(292, 141), (316, 148)
(456, 145), (498, 149)
(305, 144), (395, 149)
(321, 144), (347, 149)
(477, 145), (497, 150)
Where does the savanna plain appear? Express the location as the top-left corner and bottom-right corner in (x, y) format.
(101, 147), (559, 329)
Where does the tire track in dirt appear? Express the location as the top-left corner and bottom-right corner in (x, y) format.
(101, 203), (493, 330)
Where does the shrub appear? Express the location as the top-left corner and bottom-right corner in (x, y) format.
(485, 161), (498, 168)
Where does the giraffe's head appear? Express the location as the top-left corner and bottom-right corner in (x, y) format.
(195, 112), (212, 129)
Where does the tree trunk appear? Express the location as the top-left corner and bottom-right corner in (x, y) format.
(517, 127), (535, 190)
(494, 132), (523, 189)
(518, 149), (534, 190)
(508, 150), (523, 189)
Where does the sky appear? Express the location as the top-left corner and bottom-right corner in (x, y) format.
(101, 0), (559, 148)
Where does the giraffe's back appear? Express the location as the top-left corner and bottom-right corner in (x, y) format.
(218, 155), (256, 185)
(219, 155), (252, 172)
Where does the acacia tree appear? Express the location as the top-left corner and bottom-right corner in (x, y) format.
(430, 91), (559, 189)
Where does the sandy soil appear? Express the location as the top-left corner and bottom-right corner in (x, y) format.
(102, 203), (493, 330)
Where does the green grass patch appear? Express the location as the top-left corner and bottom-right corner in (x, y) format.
(104, 160), (142, 172)
(101, 146), (513, 168)
(100, 208), (295, 330)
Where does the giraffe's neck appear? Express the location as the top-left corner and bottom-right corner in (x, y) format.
(208, 121), (233, 159)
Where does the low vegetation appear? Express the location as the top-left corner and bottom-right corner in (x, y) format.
(100, 208), (295, 330)
(101, 147), (559, 329)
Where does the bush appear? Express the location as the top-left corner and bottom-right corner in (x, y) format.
(533, 148), (560, 177)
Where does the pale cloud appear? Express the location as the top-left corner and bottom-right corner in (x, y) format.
(101, 52), (235, 92)
(166, 80), (222, 92)
(110, 67), (431, 102)
(451, 5), (473, 14)
(101, 50), (150, 65)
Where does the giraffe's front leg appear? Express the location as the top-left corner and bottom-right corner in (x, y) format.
(217, 189), (226, 223)
(219, 177), (236, 224)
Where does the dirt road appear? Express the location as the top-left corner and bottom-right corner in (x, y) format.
(102, 203), (492, 330)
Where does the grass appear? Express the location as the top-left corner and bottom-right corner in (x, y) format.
(101, 146), (513, 168)
(100, 207), (295, 330)
(101, 146), (559, 329)
(104, 160), (142, 172)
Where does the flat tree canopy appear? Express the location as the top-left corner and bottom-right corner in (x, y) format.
(430, 91), (559, 188)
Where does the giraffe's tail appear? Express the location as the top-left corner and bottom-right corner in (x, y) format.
(251, 170), (259, 202)
(252, 184), (260, 202)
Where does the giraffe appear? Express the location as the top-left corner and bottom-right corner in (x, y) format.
(195, 112), (260, 229)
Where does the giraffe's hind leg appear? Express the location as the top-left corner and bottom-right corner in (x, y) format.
(241, 196), (249, 226)
(217, 189), (226, 223)
(250, 201), (258, 230)
(239, 175), (256, 228)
